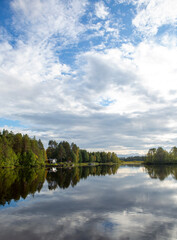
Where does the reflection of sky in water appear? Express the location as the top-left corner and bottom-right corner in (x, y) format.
(0, 166), (177, 239)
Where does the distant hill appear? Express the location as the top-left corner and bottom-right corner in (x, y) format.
(119, 156), (145, 162)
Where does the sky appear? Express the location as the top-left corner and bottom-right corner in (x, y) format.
(0, 0), (177, 156)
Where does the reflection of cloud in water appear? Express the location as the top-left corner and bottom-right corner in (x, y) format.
(118, 166), (145, 174)
(0, 166), (177, 239)
(110, 165), (145, 179)
(0, 207), (176, 240)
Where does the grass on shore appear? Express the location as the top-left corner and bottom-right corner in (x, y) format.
(45, 161), (120, 168)
(45, 161), (144, 168)
(121, 161), (144, 165)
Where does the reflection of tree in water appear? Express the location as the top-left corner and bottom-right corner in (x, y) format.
(46, 165), (120, 190)
(0, 168), (45, 206)
(171, 167), (177, 180)
(145, 165), (177, 181)
(0, 165), (120, 205)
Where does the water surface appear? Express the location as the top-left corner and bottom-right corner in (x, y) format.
(0, 165), (177, 239)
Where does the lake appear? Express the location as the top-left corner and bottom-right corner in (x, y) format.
(0, 164), (177, 239)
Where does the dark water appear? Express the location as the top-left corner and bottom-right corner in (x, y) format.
(0, 164), (177, 240)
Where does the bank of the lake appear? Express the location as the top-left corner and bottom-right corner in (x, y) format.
(45, 160), (145, 168)
(121, 160), (144, 165)
(45, 161), (121, 168)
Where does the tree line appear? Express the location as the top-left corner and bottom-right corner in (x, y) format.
(0, 130), (120, 167)
(145, 146), (177, 164)
(46, 140), (120, 164)
(0, 130), (46, 167)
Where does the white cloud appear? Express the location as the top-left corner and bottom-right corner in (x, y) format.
(76, 37), (177, 114)
(0, 0), (88, 118)
(95, 1), (109, 19)
(132, 0), (177, 36)
(1, 0), (177, 154)
(11, 0), (88, 43)
(133, 39), (177, 100)
(2, 33), (177, 152)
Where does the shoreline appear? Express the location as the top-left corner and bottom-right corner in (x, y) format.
(0, 161), (145, 169)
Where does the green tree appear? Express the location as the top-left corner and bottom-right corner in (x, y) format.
(62, 141), (71, 162)
(71, 151), (77, 163)
(95, 152), (101, 162)
(89, 154), (94, 163)
(107, 152), (112, 162)
(0, 130), (46, 167)
(146, 148), (156, 163)
(169, 147), (177, 162)
(111, 152), (120, 163)
(57, 143), (66, 162)
(80, 150), (89, 162)
(13, 133), (23, 154)
(79, 151), (83, 163)
(71, 143), (79, 163)
(22, 134), (31, 153)
(156, 147), (168, 163)
(100, 152), (107, 163)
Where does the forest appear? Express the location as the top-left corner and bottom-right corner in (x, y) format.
(0, 130), (46, 167)
(145, 147), (177, 164)
(46, 140), (120, 164)
(2, 129), (177, 167)
(0, 130), (120, 167)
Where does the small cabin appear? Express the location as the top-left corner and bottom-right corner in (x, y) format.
(49, 167), (57, 173)
(48, 158), (57, 164)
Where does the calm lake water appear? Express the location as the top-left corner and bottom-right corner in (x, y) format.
(0, 164), (177, 240)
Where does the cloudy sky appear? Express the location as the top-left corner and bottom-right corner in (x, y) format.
(0, 0), (177, 155)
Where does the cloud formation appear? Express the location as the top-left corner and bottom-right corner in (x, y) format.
(133, 0), (177, 36)
(95, 1), (109, 19)
(0, 0), (177, 154)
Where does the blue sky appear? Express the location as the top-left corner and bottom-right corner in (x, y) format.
(0, 0), (177, 155)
